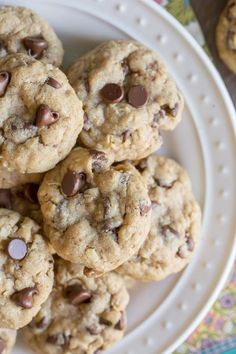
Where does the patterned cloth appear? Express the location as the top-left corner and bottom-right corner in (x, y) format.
(153, 1), (236, 353)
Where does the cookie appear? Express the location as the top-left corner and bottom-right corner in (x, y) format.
(67, 40), (184, 162)
(23, 258), (129, 354)
(0, 328), (17, 354)
(0, 209), (54, 329)
(0, 166), (43, 189)
(0, 6), (64, 67)
(0, 183), (42, 225)
(216, 0), (236, 73)
(38, 147), (152, 273)
(0, 54), (84, 173)
(118, 155), (201, 282)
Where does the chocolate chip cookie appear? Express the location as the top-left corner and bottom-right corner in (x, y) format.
(38, 147), (152, 273)
(67, 40), (184, 162)
(0, 166), (43, 189)
(0, 6), (64, 66)
(0, 328), (16, 354)
(0, 209), (54, 329)
(118, 155), (201, 282)
(0, 54), (84, 173)
(24, 258), (129, 354)
(216, 0), (236, 73)
(0, 183), (42, 225)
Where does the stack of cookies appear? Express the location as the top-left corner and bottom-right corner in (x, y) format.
(0, 6), (201, 354)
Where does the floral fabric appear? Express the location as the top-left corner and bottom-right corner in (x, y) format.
(153, 1), (236, 353)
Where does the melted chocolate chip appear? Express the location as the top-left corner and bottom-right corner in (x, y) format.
(161, 103), (179, 117)
(47, 333), (70, 349)
(115, 311), (126, 330)
(0, 71), (10, 97)
(100, 83), (124, 103)
(153, 109), (166, 125)
(11, 287), (39, 308)
(139, 203), (152, 216)
(186, 236), (195, 252)
(0, 189), (12, 209)
(122, 129), (131, 142)
(23, 36), (48, 59)
(0, 339), (6, 354)
(61, 171), (86, 197)
(24, 183), (39, 203)
(128, 85), (148, 108)
(91, 150), (108, 172)
(35, 104), (59, 127)
(155, 178), (174, 189)
(86, 324), (101, 335)
(46, 77), (61, 89)
(162, 225), (179, 241)
(65, 284), (91, 305)
(7, 238), (27, 261)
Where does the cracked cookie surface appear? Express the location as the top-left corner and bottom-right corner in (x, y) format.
(216, 0), (236, 73)
(0, 328), (17, 354)
(0, 6), (64, 66)
(38, 147), (151, 273)
(67, 40), (184, 161)
(0, 209), (54, 329)
(0, 54), (84, 173)
(24, 258), (129, 354)
(118, 155), (201, 282)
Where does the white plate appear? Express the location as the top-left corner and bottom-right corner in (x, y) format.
(1, 0), (235, 353)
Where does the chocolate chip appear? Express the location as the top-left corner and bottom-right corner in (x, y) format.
(162, 225), (179, 241)
(36, 316), (49, 330)
(0, 339), (6, 354)
(115, 311), (127, 330)
(186, 236), (194, 252)
(139, 203), (151, 216)
(23, 36), (48, 59)
(47, 333), (70, 349)
(155, 178), (174, 189)
(176, 247), (185, 259)
(128, 85), (148, 108)
(161, 103), (179, 117)
(0, 71), (10, 97)
(7, 238), (27, 260)
(24, 183), (39, 203)
(62, 171), (86, 197)
(100, 83), (124, 103)
(0, 189), (12, 209)
(122, 129), (131, 142)
(91, 150), (107, 172)
(153, 109), (166, 124)
(35, 104), (59, 127)
(46, 77), (61, 89)
(0, 40), (5, 51)
(11, 287), (39, 308)
(103, 225), (119, 243)
(83, 112), (92, 131)
(65, 284), (91, 305)
(86, 324), (101, 335)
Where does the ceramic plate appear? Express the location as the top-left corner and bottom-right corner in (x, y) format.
(1, 0), (235, 353)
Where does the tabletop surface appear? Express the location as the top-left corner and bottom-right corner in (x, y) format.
(192, 0), (236, 106)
